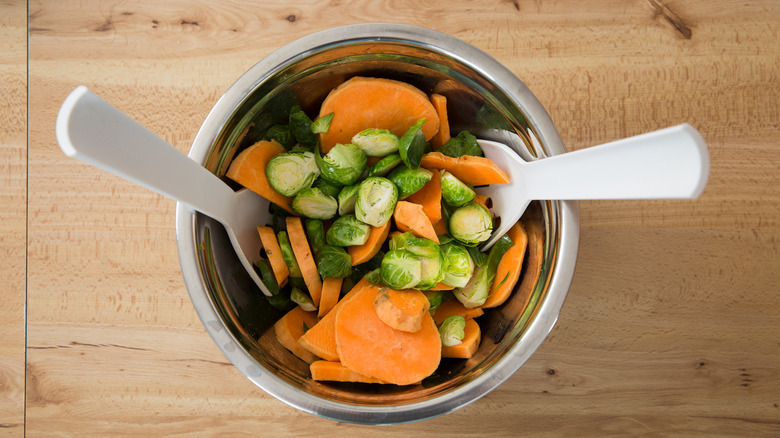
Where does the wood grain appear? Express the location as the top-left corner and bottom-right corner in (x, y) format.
(0, 0), (27, 435)
(23, 0), (780, 436)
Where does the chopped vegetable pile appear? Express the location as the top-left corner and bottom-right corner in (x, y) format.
(227, 77), (529, 386)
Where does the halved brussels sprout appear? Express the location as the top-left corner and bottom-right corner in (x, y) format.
(423, 290), (450, 313)
(315, 143), (367, 186)
(388, 166), (433, 199)
(325, 214), (370, 247)
(316, 245), (352, 279)
(453, 234), (513, 308)
(440, 240), (475, 288)
(398, 118), (426, 170)
(449, 202), (493, 246)
(355, 176), (398, 227)
(368, 153), (403, 177)
(304, 219), (326, 258)
(337, 183), (361, 216)
(389, 232), (440, 258)
(312, 177), (342, 198)
(440, 170), (476, 207)
(438, 315), (466, 346)
(351, 128), (401, 157)
(277, 231), (303, 278)
(417, 250), (445, 290)
(291, 188), (337, 220)
(266, 150), (319, 197)
(380, 249), (422, 290)
(291, 287), (317, 312)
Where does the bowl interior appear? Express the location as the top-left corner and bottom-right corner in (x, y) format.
(179, 26), (572, 422)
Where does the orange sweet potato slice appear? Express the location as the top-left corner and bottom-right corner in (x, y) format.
(393, 201), (439, 243)
(286, 217), (323, 306)
(335, 284), (441, 385)
(429, 282), (454, 291)
(373, 288), (431, 333)
(432, 298), (484, 325)
(310, 360), (389, 384)
(274, 307), (320, 364)
(318, 277), (344, 319)
(420, 152), (510, 186)
(298, 278), (370, 361)
(441, 318), (480, 359)
(226, 140), (295, 214)
(318, 77), (440, 153)
(429, 93), (450, 150)
(473, 194), (491, 212)
(348, 221), (391, 266)
(405, 168), (442, 224)
(257, 226), (289, 286)
(483, 222), (529, 309)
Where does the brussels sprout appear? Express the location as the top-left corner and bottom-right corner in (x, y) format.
(453, 234), (513, 308)
(440, 240), (475, 288)
(388, 166), (433, 199)
(355, 176), (398, 227)
(389, 232), (440, 258)
(398, 118), (427, 170)
(291, 287), (317, 312)
(312, 177), (342, 198)
(364, 268), (384, 285)
(438, 315), (466, 346)
(315, 143), (367, 186)
(449, 202), (493, 246)
(291, 188), (338, 220)
(277, 231), (303, 278)
(439, 130), (483, 158)
(326, 214), (370, 247)
(266, 150), (319, 197)
(417, 250), (445, 290)
(337, 183), (361, 216)
(311, 112), (334, 134)
(304, 219), (326, 258)
(255, 259), (293, 311)
(380, 249), (422, 290)
(316, 245), (352, 279)
(351, 128), (401, 157)
(264, 124), (295, 149)
(368, 153), (403, 177)
(289, 105), (318, 149)
(440, 170), (476, 207)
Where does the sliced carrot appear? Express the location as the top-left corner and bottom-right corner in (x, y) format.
(420, 152), (510, 186)
(286, 217), (323, 306)
(335, 284), (441, 385)
(257, 226), (289, 287)
(373, 288), (431, 333)
(318, 277), (344, 318)
(348, 221), (391, 266)
(405, 168), (442, 224)
(298, 278), (370, 361)
(429, 93), (450, 150)
(483, 222), (529, 309)
(441, 318), (480, 359)
(393, 201), (439, 243)
(429, 282), (454, 291)
(274, 306), (320, 364)
(432, 298), (484, 325)
(226, 140), (295, 214)
(310, 360), (389, 384)
(318, 77), (440, 153)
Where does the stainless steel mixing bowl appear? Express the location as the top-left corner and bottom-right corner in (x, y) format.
(175, 23), (579, 424)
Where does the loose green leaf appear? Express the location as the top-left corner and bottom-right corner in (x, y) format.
(315, 143), (367, 186)
(439, 130), (483, 158)
(368, 153), (403, 177)
(264, 124), (295, 149)
(289, 105), (318, 149)
(311, 112), (334, 134)
(398, 118), (427, 170)
(316, 245), (352, 279)
(291, 187), (338, 220)
(387, 166), (433, 199)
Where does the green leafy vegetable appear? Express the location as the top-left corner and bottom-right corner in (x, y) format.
(440, 170), (476, 207)
(264, 124), (295, 149)
(311, 112), (334, 134)
(291, 287), (317, 312)
(387, 166), (433, 199)
(438, 315), (466, 346)
(439, 130), (483, 158)
(337, 183), (361, 216)
(316, 245), (352, 279)
(326, 214), (370, 247)
(440, 240), (475, 288)
(277, 231), (303, 278)
(398, 118), (427, 170)
(380, 249), (422, 290)
(291, 187), (338, 220)
(304, 219), (326, 258)
(449, 202), (493, 247)
(351, 128), (400, 157)
(368, 153), (403, 177)
(289, 105), (318, 149)
(315, 143), (367, 186)
(312, 177), (342, 198)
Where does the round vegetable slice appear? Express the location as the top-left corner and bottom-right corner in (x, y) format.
(291, 187), (338, 219)
(448, 202), (493, 246)
(440, 170), (476, 207)
(351, 128), (400, 157)
(266, 150), (319, 197)
(326, 214), (370, 247)
(355, 176), (398, 227)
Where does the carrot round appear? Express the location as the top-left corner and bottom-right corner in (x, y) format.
(335, 284), (441, 385)
(286, 217), (323, 306)
(429, 93), (450, 150)
(441, 318), (480, 359)
(274, 306), (320, 364)
(310, 360), (388, 384)
(373, 288), (431, 333)
(348, 221), (391, 266)
(420, 152), (510, 186)
(393, 201), (439, 243)
(483, 222), (529, 309)
(298, 278), (370, 361)
(405, 168), (442, 224)
(318, 277), (344, 318)
(257, 226), (289, 287)
(226, 140), (295, 214)
(432, 298), (484, 325)
(318, 77), (440, 153)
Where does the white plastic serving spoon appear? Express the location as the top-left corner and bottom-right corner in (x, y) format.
(56, 86), (275, 296)
(477, 124), (710, 250)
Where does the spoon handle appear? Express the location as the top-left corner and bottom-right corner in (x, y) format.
(56, 86), (235, 222)
(523, 124), (709, 200)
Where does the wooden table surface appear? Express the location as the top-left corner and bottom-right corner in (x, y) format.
(3, 0), (779, 435)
